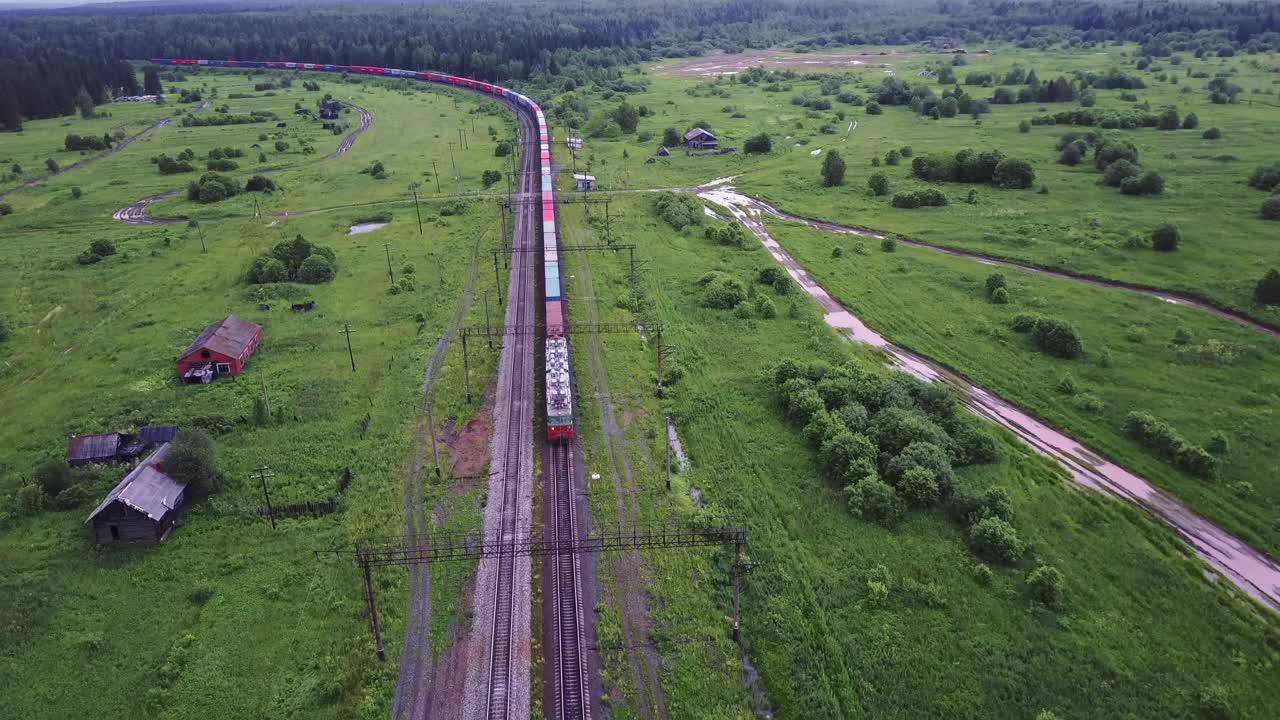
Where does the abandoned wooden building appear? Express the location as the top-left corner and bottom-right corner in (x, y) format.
(684, 127), (719, 150)
(85, 443), (185, 545)
(319, 100), (341, 120)
(573, 173), (597, 192)
(67, 426), (178, 466)
(177, 315), (262, 384)
(656, 145), (670, 156)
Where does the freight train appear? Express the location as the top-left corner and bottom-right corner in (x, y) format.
(153, 58), (575, 441)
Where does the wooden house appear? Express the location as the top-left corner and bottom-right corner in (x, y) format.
(684, 128), (719, 150)
(177, 315), (262, 384)
(85, 443), (185, 545)
(656, 145), (670, 156)
(573, 174), (596, 192)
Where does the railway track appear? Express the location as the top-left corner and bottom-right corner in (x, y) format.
(479, 99), (537, 720)
(549, 442), (589, 719)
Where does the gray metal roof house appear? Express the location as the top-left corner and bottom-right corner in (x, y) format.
(85, 443), (186, 545)
(684, 127), (719, 150)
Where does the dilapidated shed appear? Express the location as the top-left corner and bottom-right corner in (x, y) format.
(67, 433), (124, 466)
(85, 443), (185, 545)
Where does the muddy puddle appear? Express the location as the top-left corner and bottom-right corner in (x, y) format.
(348, 222), (388, 235)
(699, 186), (1280, 612)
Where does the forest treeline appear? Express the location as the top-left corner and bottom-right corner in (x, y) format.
(1, 0), (1279, 130)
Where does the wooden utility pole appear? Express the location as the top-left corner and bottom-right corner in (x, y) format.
(499, 203), (509, 268)
(340, 323), (357, 372)
(732, 540), (742, 642)
(383, 243), (395, 285)
(359, 550), (386, 661)
(493, 252), (503, 305)
(484, 290), (493, 350)
(425, 399), (441, 479)
(254, 466), (277, 530)
(258, 365), (271, 418)
(411, 185), (423, 235)
(461, 333), (472, 403)
(432, 160), (441, 193)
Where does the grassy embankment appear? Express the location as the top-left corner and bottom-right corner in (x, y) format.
(558, 195), (1280, 720)
(0, 71), (509, 719)
(528, 44), (1280, 322)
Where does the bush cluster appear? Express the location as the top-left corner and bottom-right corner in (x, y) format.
(244, 234), (337, 285)
(186, 172), (240, 204)
(76, 238), (116, 265)
(697, 271), (746, 309)
(891, 189), (947, 208)
(910, 149), (1035, 189)
(1010, 314), (1084, 358)
(181, 110), (277, 127)
(654, 192), (704, 230)
(705, 223), (748, 248)
(1124, 411), (1217, 478)
(64, 133), (111, 152)
(770, 358), (998, 529)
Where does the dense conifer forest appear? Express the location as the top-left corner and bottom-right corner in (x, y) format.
(1, 0), (1279, 129)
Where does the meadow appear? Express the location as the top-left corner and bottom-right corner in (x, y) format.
(558, 193), (1280, 720)
(532, 43), (1280, 322)
(0, 69), (511, 719)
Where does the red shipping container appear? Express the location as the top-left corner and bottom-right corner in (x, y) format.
(545, 301), (565, 336)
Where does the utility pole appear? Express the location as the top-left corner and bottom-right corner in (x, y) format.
(254, 466), (277, 530)
(431, 160), (441, 193)
(198, 226), (207, 253)
(484, 290), (493, 350)
(358, 550), (386, 661)
(340, 323), (356, 372)
(447, 142), (460, 194)
(499, 203), (508, 268)
(411, 185), (423, 235)
(733, 539), (742, 642)
(383, 243), (395, 285)
(493, 252), (503, 305)
(258, 364), (271, 418)
(458, 127), (466, 151)
(253, 197), (260, 219)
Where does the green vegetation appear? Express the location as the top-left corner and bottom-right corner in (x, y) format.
(769, 218), (1280, 552)
(0, 70), (509, 720)
(558, 195), (1280, 720)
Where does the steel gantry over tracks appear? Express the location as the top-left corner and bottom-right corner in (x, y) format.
(319, 524), (748, 659)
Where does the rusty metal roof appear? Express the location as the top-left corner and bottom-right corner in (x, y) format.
(67, 433), (122, 463)
(140, 426), (178, 445)
(179, 315), (260, 360)
(85, 443), (185, 523)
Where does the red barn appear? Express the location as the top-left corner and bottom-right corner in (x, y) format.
(177, 315), (262, 383)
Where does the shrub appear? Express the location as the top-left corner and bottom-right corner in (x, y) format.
(821, 150), (846, 187)
(1196, 683), (1232, 720)
(898, 467), (939, 508)
(187, 172), (240, 204)
(992, 158), (1035, 189)
(1254, 269), (1280, 304)
(481, 169), (503, 188)
(990, 287), (1009, 304)
(0, 314), (9, 343)
(1018, 119), (1031, 133)
(662, 127), (681, 147)
(831, 246), (843, 258)
(985, 272), (1007, 296)
(871, 408), (949, 456)
(244, 175), (277, 193)
(1247, 163), (1280, 191)
(274, 140), (289, 152)
(1094, 138), (1138, 169)
(880, 237), (897, 252)
(654, 192), (704, 230)
(1102, 159), (1140, 187)
(867, 172), (890, 196)
(1181, 112), (1199, 129)
(786, 386), (825, 424)
(89, 239), (116, 257)
(1120, 171), (1165, 195)
(754, 295), (777, 318)
(298, 254), (336, 283)
(1030, 317), (1084, 358)
(1058, 143), (1083, 166)
(948, 485), (1013, 526)
(206, 158), (239, 171)
(46, 158), (59, 173)
(973, 563), (994, 586)
(702, 273), (747, 309)
(166, 429), (221, 497)
(744, 133), (772, 154)
(70, 186), (82, 199)
(0, 203), (12, 216)
(34, 460), (72, 498)
(1261, 196), (1280, 221)
(846, 476), (904, 525)
(1201, 127), (1221, 139)
(1010, 313), (1040, 333)
(885, 441), (957, 495)
(968, 516), (1024, 563)
(864, 102), (882, 115)
(1151, 223), (1181, 251)
(885, 149), (900, 166)
(1026, 565), (1065, 609)
(820, 431), (878, 484)
(246, 256), (288, 283)
(1055, 374), (1076, 395)
(494, 141), (511, 157)
(950, 424), (999, 465)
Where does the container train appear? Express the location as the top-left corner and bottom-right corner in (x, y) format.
(152, 58), (575, 441)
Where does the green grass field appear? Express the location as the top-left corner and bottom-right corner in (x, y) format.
(533, 44), (1280, 322)
(559, 193), (1280, 720)
(0, 70), (509, 719)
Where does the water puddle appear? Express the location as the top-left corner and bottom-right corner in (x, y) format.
(699, 186), (1280, 612)
(741, 651), (775, 719)
(349, 222), (388, 235)
(666, 417), (691, 472)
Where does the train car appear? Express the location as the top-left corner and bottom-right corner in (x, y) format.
(546, 337), (574, 440)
